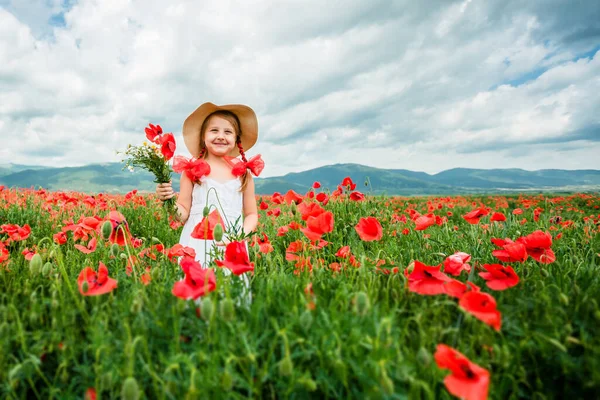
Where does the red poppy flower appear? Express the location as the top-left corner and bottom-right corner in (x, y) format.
(215, 241), (255, 275)
(490, 212), (506, 222)
(491, 239), (528, 263)
(336, 245), (351, 258)
(443, 252), (471, 276)
(158, 133), (176, 161)
(414, 214), (436, 231)
(74, 237), (97, 254)
(479, 264), (519, 290)
(316, 192), (329, 205)
(444, 280), (480, 298)
(77, 262), (118, 296)
(0, 244), (9, 264)
(462, 206), (490, 224)
(172, 257), (216, 300)
(312, 181), (321, 189)
(259, 201), (269, 210)
(434, 344), (490, 400)
(512, 208), (523, 215)
(166, 244), (197, 262)
(145, 123), (162, 143)
(300, 211), (334, 241)
(298, 202), (325, 221)
(286, 240), (305, 261)
(191, 210), (224, 240)
(107, 211), (131, 246)
(252, 233), (274, 254)
(404, 261), (452, 295)
(53, 231), (68, 245)
(517, 230), (555, 264)
(284, 190), (303, 205)
(173, 156), (211, 182)
(349, 191), (365, 201)
(21, 248), (35, 261)
(355, 217), (383, 241)
(277, 225), (289, 236)
(459, 291), (501, 331)
(341, 176), (356, 190)
(271, 192), (284, 204)
(1, 223), (31, 242)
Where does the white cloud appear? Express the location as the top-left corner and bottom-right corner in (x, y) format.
(0, 0), (598, 177)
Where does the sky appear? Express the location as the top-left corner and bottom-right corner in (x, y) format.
(0, 0), (599, 177)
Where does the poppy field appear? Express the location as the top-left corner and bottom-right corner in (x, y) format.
(1, 181), (599, 399)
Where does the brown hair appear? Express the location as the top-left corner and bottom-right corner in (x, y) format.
(198, 110), (250, 192)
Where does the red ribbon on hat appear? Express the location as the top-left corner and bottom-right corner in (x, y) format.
(172, 155), (211, 181)
(224, 154), (265, 177)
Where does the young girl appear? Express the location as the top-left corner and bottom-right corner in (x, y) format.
(156, 102), (262, 304)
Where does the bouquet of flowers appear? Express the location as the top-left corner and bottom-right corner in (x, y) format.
(121, 123), (177, 215)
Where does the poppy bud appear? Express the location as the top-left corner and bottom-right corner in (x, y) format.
(332, 359), (347, 384)
(299, 310), (313, 331)
(81, 281), (89, 294)
(353, 291), (370, 316)
(213, 223), (224, 243)
(416, 346), (431, 366)
(110, 243), (120, 258)
(559, 293), (569, 306)
(151, 267), (161, 281)
(291, 203), (297, 215)
(221, 370), (233, 390)
(120, 253), (128, 259)
(29, 254), (43, 275)
(101, 371), (113, 391)
(121, 377), (140, 400)
(298, 376), (317, 391)
(379, 369), (394, 395)
(219, 298), (235, 322)
(200, 297), (215, 321)
(203, 206), (210, 217)
(130, 297), (143, 313)
(278, 356), (293, 377)
(151, 237), (161, 244)
(42, 262), (53, 277)
(8, 363), (22, 383)
(101, 221), (113, 240)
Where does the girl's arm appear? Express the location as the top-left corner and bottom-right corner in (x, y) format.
(242, 175), (258, 235)
(175, 173), (193, 224)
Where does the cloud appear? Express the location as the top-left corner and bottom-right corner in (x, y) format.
(0, 0), (599, 177)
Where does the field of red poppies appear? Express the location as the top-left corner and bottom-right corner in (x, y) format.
(1, 180), (599, 399)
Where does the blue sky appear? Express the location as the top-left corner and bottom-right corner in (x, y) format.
(0, 0), (599, 176)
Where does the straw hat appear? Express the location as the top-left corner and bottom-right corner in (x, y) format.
(182, 102), (258, 158)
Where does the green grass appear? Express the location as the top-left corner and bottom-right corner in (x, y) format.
(0, 189), (599, 399)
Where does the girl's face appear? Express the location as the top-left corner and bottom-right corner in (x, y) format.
(203, 115), (237, 157)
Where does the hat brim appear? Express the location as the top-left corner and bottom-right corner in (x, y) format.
(182, 102), (258, 158)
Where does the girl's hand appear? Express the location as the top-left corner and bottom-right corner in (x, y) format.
(215, 236), (231, 248)
(156, 181), (175, 201)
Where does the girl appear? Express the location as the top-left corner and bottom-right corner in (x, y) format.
(156, 102), (262, 304)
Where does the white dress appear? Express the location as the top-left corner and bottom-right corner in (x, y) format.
(179, 176), (252, 305)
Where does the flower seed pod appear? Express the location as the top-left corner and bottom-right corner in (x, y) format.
(299, 310), (313, 331)
(81, 281), (89, 294)
(353, 291), (370, 316)
(110, 243), (120, 258)
(221, 370), (233, 391)
(379, 369), (394, 395)
(151, 267), (161, 281)
(416, 347), (431, 366)
(101, 221), (113, 240)
(200, 297), (215, 321)
(219, 298), (235, 322)
(213, 223), (224, 243)
(29, 254), (43, 275)
(278, 356), (293, 377)
(121, 377), (140, 400)
(42, 262), (53, 277)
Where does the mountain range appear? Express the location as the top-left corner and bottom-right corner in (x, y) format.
(0, 162), (599, 195)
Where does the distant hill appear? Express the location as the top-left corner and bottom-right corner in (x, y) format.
(0, 162), (599, 195)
